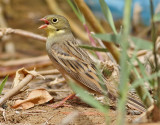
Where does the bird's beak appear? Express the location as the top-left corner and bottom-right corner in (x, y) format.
(38, 18), (49, 29)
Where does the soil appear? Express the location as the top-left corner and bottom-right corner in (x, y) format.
(0, 90), (138, 125)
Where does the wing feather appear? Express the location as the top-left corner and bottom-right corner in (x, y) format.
(50, 40), (105, 94)
(48, 39), (146, 112)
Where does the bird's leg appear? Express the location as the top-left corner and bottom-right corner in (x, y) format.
(49, 74), (78, 108)
(49, 93), (76, 108)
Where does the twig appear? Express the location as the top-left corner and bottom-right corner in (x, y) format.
(0, 28), (46, 42)
(0, 55), (49, 66)
(0, 107), (6, 121)
(0, 5), (15, 53)
(0, 61), (52, 77)
(47, 89), (69, 92)
(83, 24), (103, 61)
(0, 74), (34, 106)
(91, 32), (118, 65)
(136, 50), (148, 57)
(0, 5), (7, 27)
(44, 115), (55, 125)
(45, 0), (89, 42)
(22, 110), (47, 114)
(133, 105), (154, 123)
(37, 75), (61, 81)
(49, 78), (65, 85)
(38, 69), (59, 75)
(74, 0), (120, 63)
(133, 3), (142, 26)
(26, 89), (69, 93)
(138, 26), (151, 38)
(0, 55), (52, 76)
(2, 108), (6, 121)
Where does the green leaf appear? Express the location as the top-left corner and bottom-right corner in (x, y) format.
(136, 58), (148, 78)
(92, 33), (120, 44)
(93, 33), (152, 50)
(0, 76), (8, 95)
(130, 36), (152, 50)
(68, 80), (108, 114)
(117, 0), (132, 124)
(68, 80), (110, 124)
(99, 0), (117, 34)
(67, 0), (85, 24)
(153, 13), (160, 22)
(131, 70), (160, 89)
(79, 45), (108, 52)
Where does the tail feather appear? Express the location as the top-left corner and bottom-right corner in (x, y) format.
(127, 96), (146, 112)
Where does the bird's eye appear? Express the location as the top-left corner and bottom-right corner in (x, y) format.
(52, 18), (58, 23)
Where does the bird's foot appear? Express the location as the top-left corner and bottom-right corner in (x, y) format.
(49, 93), (76, 108)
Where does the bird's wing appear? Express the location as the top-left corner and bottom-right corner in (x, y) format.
(50, 39), (107, 94)
(50, 40), (146, 113)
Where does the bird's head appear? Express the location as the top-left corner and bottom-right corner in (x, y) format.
(39, 15), (71, 37)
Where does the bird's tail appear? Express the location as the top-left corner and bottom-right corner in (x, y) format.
(105, 81), (146, 113)
(127, 93), (146, 113)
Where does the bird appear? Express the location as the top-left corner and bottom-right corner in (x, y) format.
(39, 14), (146, 112)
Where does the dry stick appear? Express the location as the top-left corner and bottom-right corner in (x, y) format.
(45, 0), (89, 42)
(49, 78), (65, 85)
(0, 60), (52, 77)
(0, 74), (34, 106)
(74, 0), (153, 108)
(0, 55), (53, 77)
(44, 115), (55, 125)
(0, 28), (46, 42)
(133, 105), (154, 123)
(136, 50), (148, 57)
(74, 0), (120, 63)
(47, 89), (69, 92)
(0, 55), (49, 66)
(38, 69), (59, 75)
(0, 4), (15, 53)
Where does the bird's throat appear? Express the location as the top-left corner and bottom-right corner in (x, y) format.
(47, 29), (66, 38)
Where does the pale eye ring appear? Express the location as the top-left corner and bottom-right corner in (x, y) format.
(52, 18), (58, 23)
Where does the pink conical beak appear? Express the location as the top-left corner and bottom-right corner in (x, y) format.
(38, 18), (49, 29)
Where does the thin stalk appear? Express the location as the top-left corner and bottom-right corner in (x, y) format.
(117, 0), (132, 125)
(74, 0), (120, 63)
(150, 0), (160, 107)
(67, 0), (103, 61)
(83, 24), (104, 61)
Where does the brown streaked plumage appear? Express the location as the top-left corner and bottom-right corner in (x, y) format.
(39, 15), (146, 112)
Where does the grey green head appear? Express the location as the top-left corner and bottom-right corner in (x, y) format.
(39, 15), (71, 37)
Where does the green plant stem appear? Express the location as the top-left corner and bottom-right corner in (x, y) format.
(69, 80), (110, 124)
(74, 0), (120, 63)
(0, 76), (8, 95)
(74, 0), (153, 110)
(99, 0), (118, 34)
(131, 72), (153, 108)
(83, 24), (104, 61)
(117, 0), (132, 124)
(79, 45), (108, 52)
(150, 0), (160, 107)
